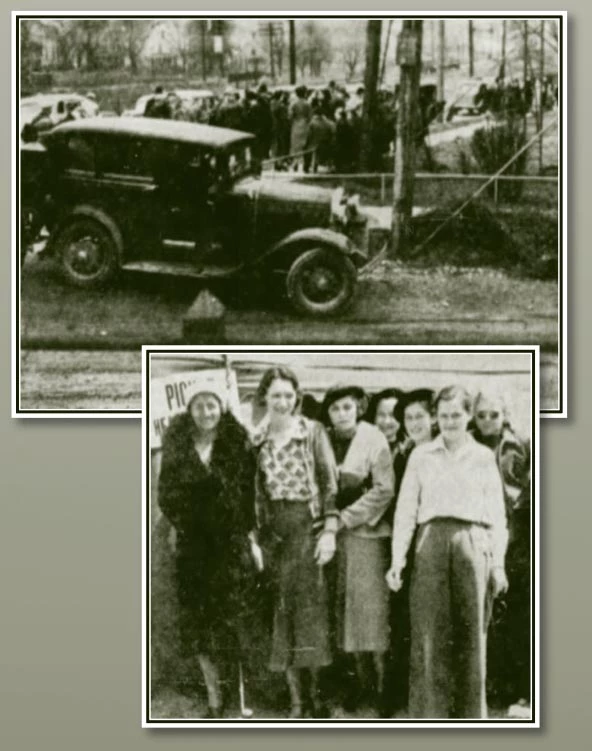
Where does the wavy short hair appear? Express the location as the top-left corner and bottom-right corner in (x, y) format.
(434, 385), (473, 414)
(255, 366), (302, 413)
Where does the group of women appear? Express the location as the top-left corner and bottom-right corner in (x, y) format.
(157, 366), (530, 719)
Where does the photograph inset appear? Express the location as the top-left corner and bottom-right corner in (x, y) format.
(144, 348), (537, 726)
(15, 14), (565, 415)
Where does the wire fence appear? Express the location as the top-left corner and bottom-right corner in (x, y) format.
(260, 167), (558, 212)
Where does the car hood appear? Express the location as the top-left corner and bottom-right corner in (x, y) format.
(231, 176), (334, 208)
(361, 204), (433, 229)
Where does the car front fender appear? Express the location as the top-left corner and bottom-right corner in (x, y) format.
(46, 205), (124, 259)
(260, 227), (366, 269)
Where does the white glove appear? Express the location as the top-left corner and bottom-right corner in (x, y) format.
(250, 540), (264, 573)
(385, 567), (403, 592)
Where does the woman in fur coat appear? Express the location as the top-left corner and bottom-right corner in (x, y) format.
(158, 376), (261, 718)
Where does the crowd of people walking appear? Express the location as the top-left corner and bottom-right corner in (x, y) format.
(156, 366), (531, 720)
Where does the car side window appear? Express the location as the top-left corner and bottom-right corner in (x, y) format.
(95, 135), (153, 180)
(149, 141), (214, 192)
(64, 134), (95, 172)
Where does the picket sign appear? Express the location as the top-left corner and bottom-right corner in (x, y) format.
(150, 368), (243, 450)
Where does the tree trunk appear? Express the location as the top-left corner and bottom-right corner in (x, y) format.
(390, 20), (423, 258)
(359, 20), (382, 172)
(289, 20), (296, 84)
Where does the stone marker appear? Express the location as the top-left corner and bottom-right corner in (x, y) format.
(182, 289), (226, 343)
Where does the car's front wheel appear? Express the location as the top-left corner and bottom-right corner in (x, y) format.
(54, 217), (120, 287)
(286, 247), (357, 316)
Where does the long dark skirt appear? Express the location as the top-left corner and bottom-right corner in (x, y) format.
(264, 501), (332, 672)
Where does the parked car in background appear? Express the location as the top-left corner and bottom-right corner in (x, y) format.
(122, 89), (216, 120)
(19, 117), (388, 316)
(20, 92), (99, 143)
(445, 77), (496, 120)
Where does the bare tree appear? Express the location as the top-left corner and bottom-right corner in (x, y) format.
(296, 21), (332, 78)
(116, 20), (154, 74)
(160, 20), (191, 74)
(69, 20), (109, 71)
(342, 41), (363, 81)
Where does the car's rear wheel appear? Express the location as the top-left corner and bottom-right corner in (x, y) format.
(286, 247), (357, 316)
(54, 217), (120, 287)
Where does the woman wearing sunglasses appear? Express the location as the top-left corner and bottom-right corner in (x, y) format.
(470, 390), (531, 714)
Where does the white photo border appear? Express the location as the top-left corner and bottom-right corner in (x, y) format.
(11, 10), (566, 417)
(142, 343), (540, 728)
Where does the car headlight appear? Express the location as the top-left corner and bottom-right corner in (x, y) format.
(330, 187), (345, 221)
(345, 194), (360, 221)
(331, 188), (362, 225)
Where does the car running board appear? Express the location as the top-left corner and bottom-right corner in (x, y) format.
(121, 260), (243, 279)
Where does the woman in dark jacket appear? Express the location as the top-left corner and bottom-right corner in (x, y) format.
(469, 389), (531, 711)
(365, 388), (435, 711)
(158, 377), (260, 718)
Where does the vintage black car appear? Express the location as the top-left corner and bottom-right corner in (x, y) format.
(20, 117), (386, 315)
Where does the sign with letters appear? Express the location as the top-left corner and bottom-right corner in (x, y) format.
(150, 368), (241, 449)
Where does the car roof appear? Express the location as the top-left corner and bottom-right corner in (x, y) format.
(21, 93), (88, 106)
(174, 89), (215, 98)
(47, 116), (254, 148)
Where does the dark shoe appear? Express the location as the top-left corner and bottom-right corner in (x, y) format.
(306, 697), (330, 719)
(376, 692), (392, 719)
(343, 686), (366, 713)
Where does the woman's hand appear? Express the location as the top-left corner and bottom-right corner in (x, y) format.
(385, 567), (403, 592)
(489, 567), (509, 598)
(314, 530), (336, 566)
(249, 539), (264, 573)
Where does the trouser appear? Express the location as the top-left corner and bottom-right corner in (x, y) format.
(409, 518), (491, 719)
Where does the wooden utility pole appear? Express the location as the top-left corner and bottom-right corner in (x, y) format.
(289, 20), (296, 84)
(379, 19), (393, 87)
(391, 19), (423, 258)
(468, 20), (474, 77)
(360, 19), (382, 172)
(268, 22), (275, 80)
(523, 20), (529, 134)
(500, 19), (507, 81)
(437, 20), (445, 122)
(538, 19), (545, 172)
(201, 21), (207, 80)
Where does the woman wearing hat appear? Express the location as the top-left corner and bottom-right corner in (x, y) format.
(386, 385), (509, 718)
(157, 374), (261, 718)
(253, 366), (340, 718)
(321, 385), (394, 715)
(364, 388), (434, 709)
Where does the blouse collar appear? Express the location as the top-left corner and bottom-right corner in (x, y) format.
(251, 414), (309, 448)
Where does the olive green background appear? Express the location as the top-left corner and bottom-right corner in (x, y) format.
(2, 1), (585, 748)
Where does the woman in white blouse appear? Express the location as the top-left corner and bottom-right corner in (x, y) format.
(386, 385), (509, 719)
